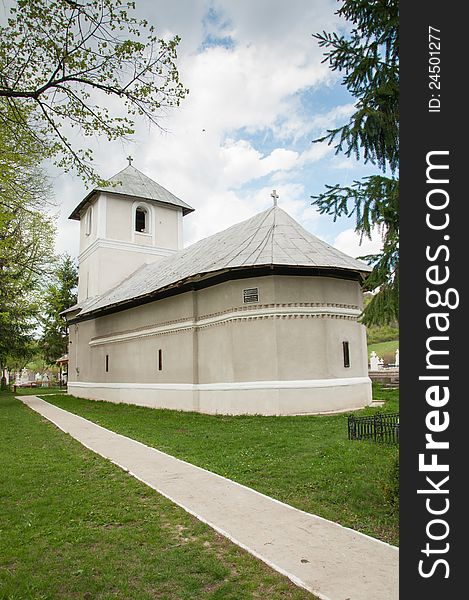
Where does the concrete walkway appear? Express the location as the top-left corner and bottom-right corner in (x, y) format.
(19, 395), (398, 600)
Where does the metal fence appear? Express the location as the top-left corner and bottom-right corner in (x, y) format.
(348, 413), (399, 444)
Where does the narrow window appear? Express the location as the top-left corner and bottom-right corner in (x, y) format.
(158, 349), (163, 371)
(342, 342), (350, 368)
(105, 354), (109, 372)
(135, 207), (147, 232)
(85, 206), (92, 236)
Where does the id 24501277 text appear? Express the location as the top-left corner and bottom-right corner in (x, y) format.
(428, 26), (441, 113)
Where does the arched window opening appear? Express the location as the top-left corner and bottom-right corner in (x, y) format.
(135, 207), (148, 233)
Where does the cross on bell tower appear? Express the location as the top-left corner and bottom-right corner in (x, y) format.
(127, 155), (133, 166)
(271, 189), (279, 207)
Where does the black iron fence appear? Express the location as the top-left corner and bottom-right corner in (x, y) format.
(348, 413), (399, 444)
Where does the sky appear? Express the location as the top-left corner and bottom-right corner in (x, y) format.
(48, 0), (383, 260)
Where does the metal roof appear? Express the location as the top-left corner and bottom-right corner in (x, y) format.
(72, 206), (372, 319)
(69, 165), (195, 220)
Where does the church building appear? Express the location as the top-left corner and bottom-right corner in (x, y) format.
(64, 163), (372, 415)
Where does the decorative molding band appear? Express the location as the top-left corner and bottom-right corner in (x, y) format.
(90, 302), (359, 339)
(69, 376), (371, 392)
(89, 304), (362, 347)
(79, 237), (177, 263)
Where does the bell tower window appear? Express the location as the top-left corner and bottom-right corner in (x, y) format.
(84, 206), (92, 236)
(135, 207), (148, 233)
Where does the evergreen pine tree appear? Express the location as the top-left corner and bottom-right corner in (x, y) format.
(40, 255), (78, 365)
(312, 0), (399, 325)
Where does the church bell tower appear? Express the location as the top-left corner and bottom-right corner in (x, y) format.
(69, 160), (194, 302)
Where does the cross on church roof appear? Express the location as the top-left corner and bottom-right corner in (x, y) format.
(271, 189), (279, 207)
(127, 155), (133, 166)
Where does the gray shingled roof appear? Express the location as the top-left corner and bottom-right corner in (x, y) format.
(69, 165), (194, 219)
(73, 206), (371, 319)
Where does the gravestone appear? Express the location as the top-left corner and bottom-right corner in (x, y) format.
(370, 351), (380, 371)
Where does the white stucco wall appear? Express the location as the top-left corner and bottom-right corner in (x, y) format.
(76, 192), (183, 301)
(68, 274), (372, 414)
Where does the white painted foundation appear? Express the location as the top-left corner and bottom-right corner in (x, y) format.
(68, 377), (372, 415)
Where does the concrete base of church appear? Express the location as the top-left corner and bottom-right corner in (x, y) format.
(67, 377), (372, 415)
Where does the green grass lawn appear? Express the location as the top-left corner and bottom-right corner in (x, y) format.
(43, 386), (399, 546)
(12, 386), (65, 395)
(0, 390), (314, 599)
(368, 340), (399, 364)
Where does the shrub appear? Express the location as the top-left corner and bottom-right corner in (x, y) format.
(366, 324), (399, 345)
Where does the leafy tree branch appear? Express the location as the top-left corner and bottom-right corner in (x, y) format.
(0, 0), (188, 183)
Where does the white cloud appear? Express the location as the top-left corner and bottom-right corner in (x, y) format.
(309, 103), (356, 132)
(332, 158), (356, 170)
(333, 227), (383, 259)
(273, 102), (356, 142)
(175, 40), (333, 137)
(220, 140), (299, 187)
(297, 141), (333, 165)
(49, 0), (361, 259)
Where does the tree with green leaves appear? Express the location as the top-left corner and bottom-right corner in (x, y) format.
(0, 104), (56, 387)
(1, 0), (186, 382)
(0, 202), (56, 384)
(0, 207), (56, 387)
(312, 0), (398, 325)
(40, 254), (78, 365)
(0, 0), (187, 183)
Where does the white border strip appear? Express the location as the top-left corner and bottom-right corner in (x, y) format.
(79, 237), (177, 263)
(68, 376), (371, 391)
(89, 305), (362, 346)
